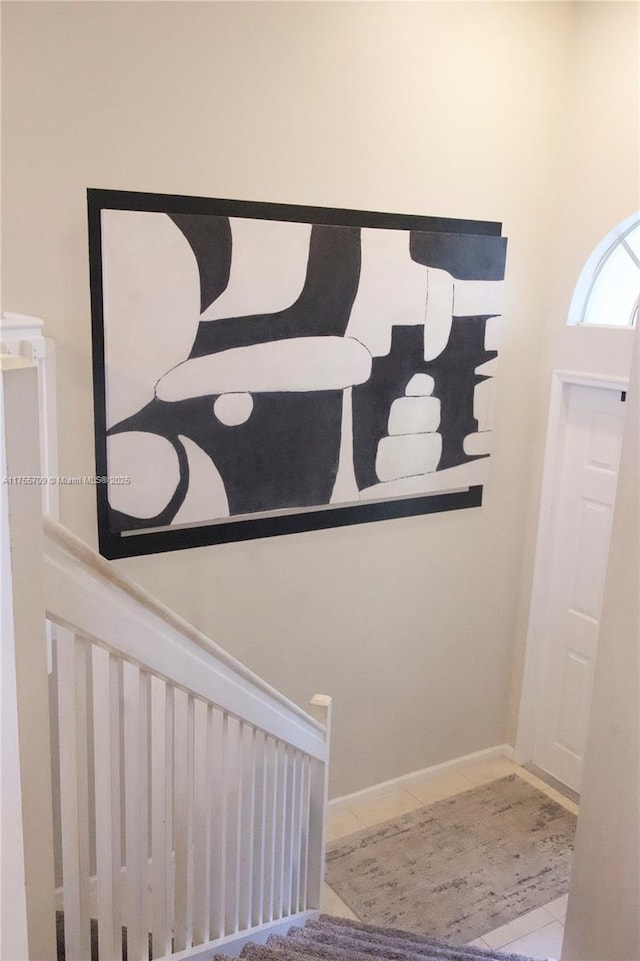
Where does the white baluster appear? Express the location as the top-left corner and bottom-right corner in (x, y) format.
(299, 756), (311, 912)
(150, 675), (174, 958)
(252, 730), (267, 927)
(232, 720), (244, 934)
(173, 687), (195, 950)
(243, 726), (257, 931)
(286, 750), (298, 916)
(211, 710), (227, 938)
(123, 663), (150, 961)
(192, 698), (210, 946)
(306, 695), (332, 910)
(91, 645), (123, 960)
(269, 739), (280, 922)
(223, 715), (239, 935)
(205, 704), (216, 943)
(57, 629), (91, 961)
(293, 752), (305, 914)
(277, 744), (289, 920)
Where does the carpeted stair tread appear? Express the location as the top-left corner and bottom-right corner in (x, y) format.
(268, 930), (496, 961)
(272, 930), (437, 961)
(316, 915), (495, 948)
(215, 915), (539, 961)
(301, 916), (534, 961)
(240, 942), (468, 961)
(299, 917), (497, 957)
(283, 924), (490, 961)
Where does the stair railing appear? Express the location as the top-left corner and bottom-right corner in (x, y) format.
(1, 353), (331, 961)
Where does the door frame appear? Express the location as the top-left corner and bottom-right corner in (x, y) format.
(515, 369), (628, 767)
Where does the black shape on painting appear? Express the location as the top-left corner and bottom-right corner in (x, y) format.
(352, 319), (496, 491)
(201, 391), (343, 514)
(410, 231), (507, 281)
(168, 213), (233, 313)
(432, 317), (496, 470)
(108, 390), (343, 528)
(188, 224), (361, 357)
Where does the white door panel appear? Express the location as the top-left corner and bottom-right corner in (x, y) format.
(532, 383), (625, 793)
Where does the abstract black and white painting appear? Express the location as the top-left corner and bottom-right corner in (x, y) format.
(88, 190), (508, 558)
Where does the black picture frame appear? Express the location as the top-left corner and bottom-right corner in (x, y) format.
(88, 188), (505, 559)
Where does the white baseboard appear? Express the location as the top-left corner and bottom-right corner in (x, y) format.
(329, 743), (516, 813)
(506, 744), (527, 765)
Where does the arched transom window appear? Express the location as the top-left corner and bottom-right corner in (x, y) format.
(569, 212), (640, 328)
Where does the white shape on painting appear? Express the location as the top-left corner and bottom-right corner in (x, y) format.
(107, 431), (180, 519)
(388, 396), (441, 435)
(171, 435), (229, 525)
(213, 392), (254, 426)
(405, 373), (435, 396)
(463, 431), (493, 456)
(346, 228), (428, 357)
(485, 316), (502, 351)
(101, 210), (201, 429)
(155, 336), (372, 400)
(330, 387), (359, 504)
(424, 267), (454, 361)
(360, 457), (490, 500)
(475, 357), (498, 376)
(453, 280), (503, 317)
(375, 433), (442, 482)
(473, 378), (496, 431)
(201, 218), (311, 321)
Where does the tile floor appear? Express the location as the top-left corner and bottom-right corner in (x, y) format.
(321, 756), (577, 961)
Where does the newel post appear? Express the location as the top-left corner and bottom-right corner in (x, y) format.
(306, 694), (332, 911)
(0, 312), (59, 519)
(1, 357), (57, 960)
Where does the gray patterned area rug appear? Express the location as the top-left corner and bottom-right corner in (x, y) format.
(326, 775), (576, 945)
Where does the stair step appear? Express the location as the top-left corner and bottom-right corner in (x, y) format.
(216, 915), (539, 961)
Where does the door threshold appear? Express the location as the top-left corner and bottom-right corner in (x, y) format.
(524, 764), (581, 805)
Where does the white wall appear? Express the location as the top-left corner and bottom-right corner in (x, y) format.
(0, 0), (594, 796)
(537, 12), (639, 953)
(546, 0), (638, 381)
(561, 329), (639, 960)
(506, 1), (639, 744)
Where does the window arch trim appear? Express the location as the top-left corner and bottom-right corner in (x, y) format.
(568, 211), (640, 329)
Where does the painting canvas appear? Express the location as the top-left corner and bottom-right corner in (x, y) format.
(88, 190), (508, 558)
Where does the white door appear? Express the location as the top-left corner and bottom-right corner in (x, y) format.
(531, 383), (626, 793)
